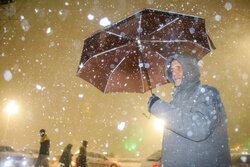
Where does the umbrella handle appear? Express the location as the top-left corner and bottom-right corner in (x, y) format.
(144, 66), (153, 95)
(142, 112), (151, 119)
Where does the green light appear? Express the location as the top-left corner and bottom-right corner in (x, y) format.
(124, 143), (137, 151)
(131, 144), (136, 150)
(125, 144), (128, 149)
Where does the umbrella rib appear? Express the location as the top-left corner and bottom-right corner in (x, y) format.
(144, 39), (187, 42)
(149, 18), (179, 36)
(106, 31), (134, 41)
(106, 31), (123, 38)
(138, 57), (145, 93)
(155, 51), (167, 60)
(139, 14), (142, 40)
(92, 44), (128, 58)
(104, 56), (126, 94)
(142, 40), (211, 52)
(77, 44), (128, 74)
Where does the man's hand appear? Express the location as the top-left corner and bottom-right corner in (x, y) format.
(148, 94), (160, 112)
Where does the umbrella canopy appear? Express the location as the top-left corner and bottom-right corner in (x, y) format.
(76, 8), (215, 94)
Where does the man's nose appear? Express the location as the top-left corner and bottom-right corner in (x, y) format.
(172, 70), (178, 76)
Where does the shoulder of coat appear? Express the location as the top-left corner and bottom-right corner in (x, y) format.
(199, 85), (220, 96)
(41, 135), (50, 142)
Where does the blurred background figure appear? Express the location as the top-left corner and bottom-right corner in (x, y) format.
(35, 129), (50, 167)
(76, 140), (88, 167)
(59, 144), (73, 167)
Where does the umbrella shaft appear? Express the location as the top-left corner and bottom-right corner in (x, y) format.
(139, 50), (153, 95)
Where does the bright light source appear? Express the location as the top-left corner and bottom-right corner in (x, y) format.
(22, 160), (28, 166)
(154, 118), (165, 132)
(4, 159), (12, 166)
(5, 101), (18, 115)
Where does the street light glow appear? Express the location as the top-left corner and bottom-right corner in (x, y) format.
(154, 118), (165, 132)
(5, 101), (18, 115)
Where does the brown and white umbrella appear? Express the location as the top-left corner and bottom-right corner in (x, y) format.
(76, 8), (215, 94)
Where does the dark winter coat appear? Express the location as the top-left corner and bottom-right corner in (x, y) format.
(149, 54), (231, 167)
(78, 146), (87, 167)
(39, 135), (50, 155)
(59, 144), (73, 167)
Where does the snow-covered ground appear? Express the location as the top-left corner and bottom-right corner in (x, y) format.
(117, 158), (142, 167)
(120, 162), (141, 167)
(49, 162), (141, 167)
(49, 160), (141, 167)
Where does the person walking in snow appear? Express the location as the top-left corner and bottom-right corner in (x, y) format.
(35, 129), (50, 167)
(59, 144), (73, 167)
(147, 54), (231, 167)
(77, 140), (88, 167)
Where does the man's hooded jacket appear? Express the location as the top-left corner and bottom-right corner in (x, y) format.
(149, 54), (231, 167)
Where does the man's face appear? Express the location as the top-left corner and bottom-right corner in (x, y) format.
(40, 131), (45, 137)
(171, 60), (183, 86)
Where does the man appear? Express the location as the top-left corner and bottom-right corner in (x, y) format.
(148, 54), (231, 167)
(77, 140), (88, 167)
(35, 129), (50, 167)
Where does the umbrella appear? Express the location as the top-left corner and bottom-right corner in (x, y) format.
(76, 8), (215, 94)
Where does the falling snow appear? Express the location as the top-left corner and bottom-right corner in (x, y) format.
(215, 14), (221, 21)
(59, 10), (63, 15)
(4, 70), (12, 81)
(99, 17), (111, 26)
(189, 27), (195, 34)
(118, 122), (125, 131)
(65, 2), (69, 6)
(0, 0), (249, 163)
(201, 87), (205, 93)
(78, 94), (84, 98)
(87, 14), (94, 20)
(46, 27), (52, 34)
(197, 60), (204, 67)
(36, 84), (45, 90)
(21, 19), (30, 32)
(225, 2), (232, 11)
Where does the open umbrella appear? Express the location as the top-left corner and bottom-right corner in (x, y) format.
(76, 8), (215, 94)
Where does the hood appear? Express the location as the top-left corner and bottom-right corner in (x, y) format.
(165, 54), (200, 89)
